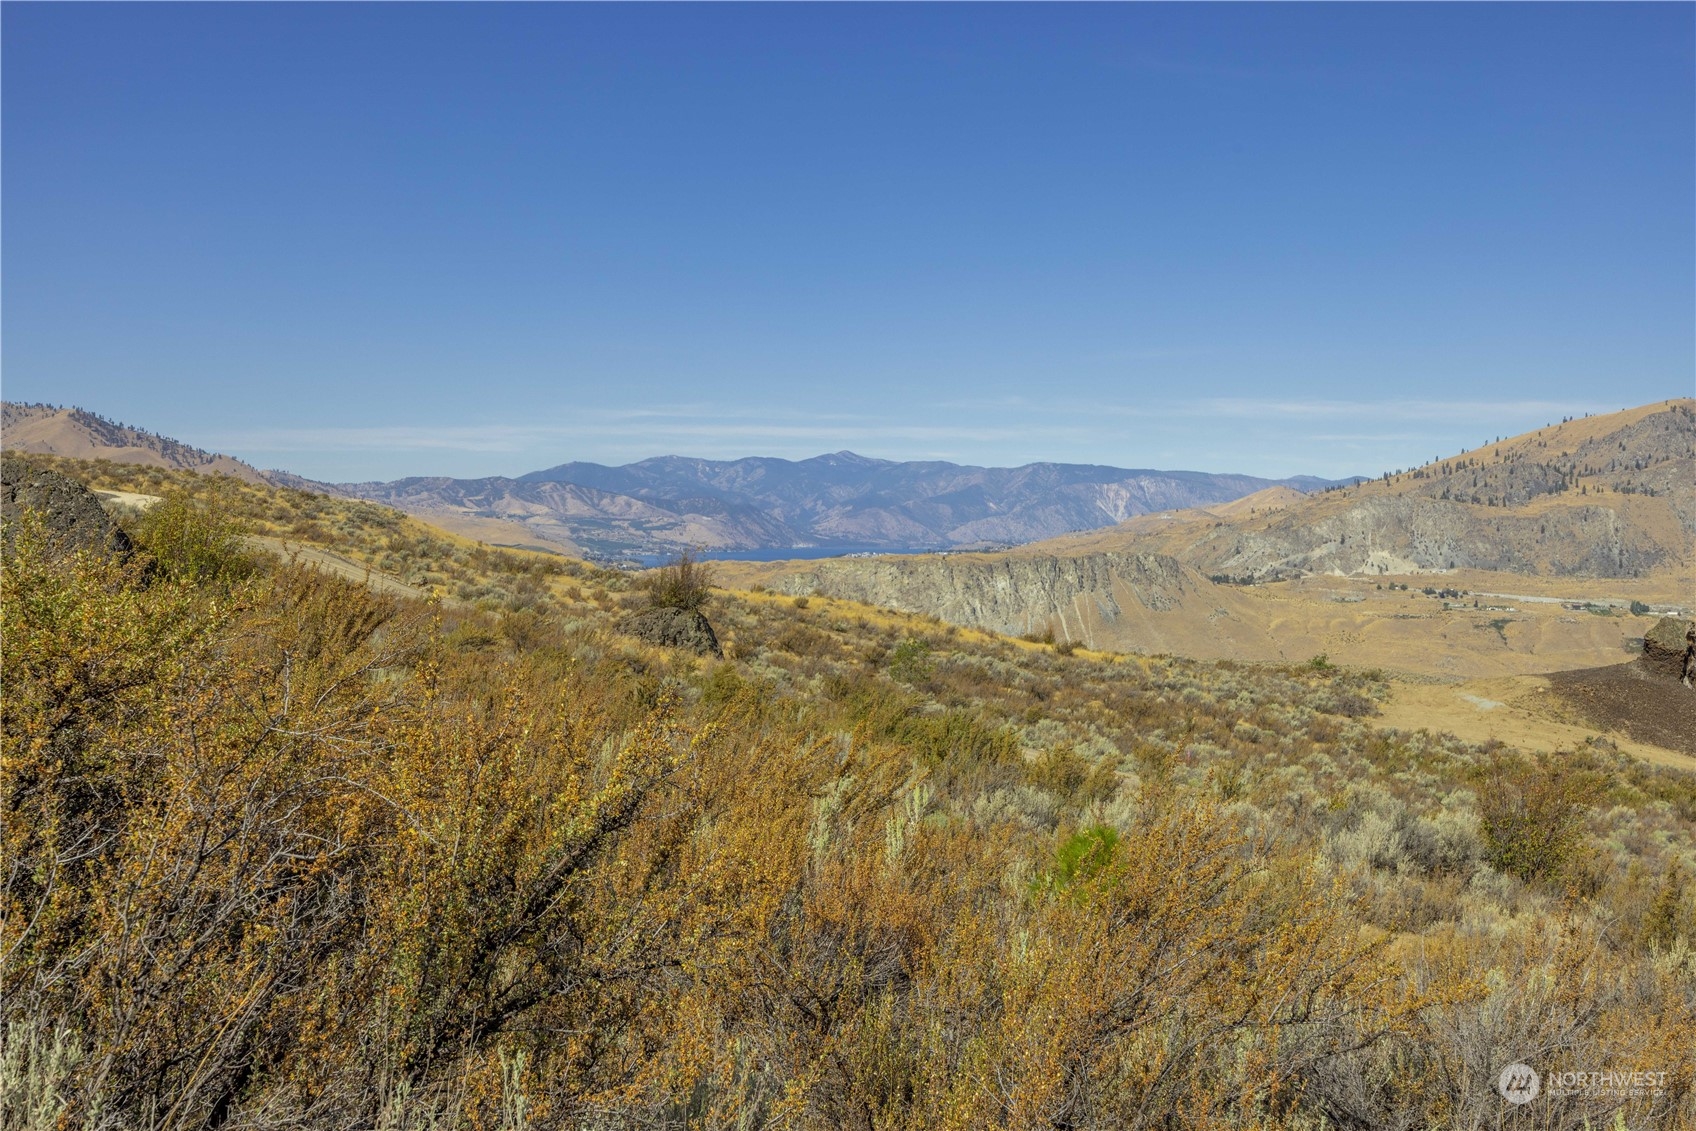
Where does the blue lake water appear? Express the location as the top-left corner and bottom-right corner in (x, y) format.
(628, 545), (948, 568)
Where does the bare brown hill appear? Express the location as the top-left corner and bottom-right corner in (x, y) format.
(2, 403), (276, 484)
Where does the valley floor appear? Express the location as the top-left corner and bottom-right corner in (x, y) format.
(720, 556), (1689, 679)
(1376, 672), (1695, 771)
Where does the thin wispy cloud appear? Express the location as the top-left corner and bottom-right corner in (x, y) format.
(935, 396), (1615, 424)
(1183, 398), (1614, 421)
(206, 410), (1041, 458)
(200, 394), (1671, 482)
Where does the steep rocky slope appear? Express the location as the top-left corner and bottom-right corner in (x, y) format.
(751, 551), (1220, 642)
(1036, 399), (1695, 581)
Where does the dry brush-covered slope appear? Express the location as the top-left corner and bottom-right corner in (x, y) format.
(1, 451), (621, 613)
(1, 402), (573, 554)
(4, 455), (1696, 1129)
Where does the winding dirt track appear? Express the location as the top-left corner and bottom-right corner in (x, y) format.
(245, 537), (428, 602)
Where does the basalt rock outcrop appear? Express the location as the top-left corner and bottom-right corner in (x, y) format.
(617, 606), (723, 658)
(1640, 616), (1695, 683)
(1, 457), (134, 560)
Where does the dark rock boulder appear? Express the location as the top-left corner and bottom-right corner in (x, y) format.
(1, 457), (134, 560)
(1640, 616), (1694, 683)
(617, 606), (722, 657)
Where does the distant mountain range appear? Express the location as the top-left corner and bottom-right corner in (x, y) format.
(344, 456), (1351, 557)
(1, 402), (1357, 558)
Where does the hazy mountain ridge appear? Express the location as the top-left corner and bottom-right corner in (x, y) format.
(3, 399), (1377, 556)
(1, 401), (1352, 556)
(495, 451), (1349, 555)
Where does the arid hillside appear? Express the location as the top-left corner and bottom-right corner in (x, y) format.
(1035, 398), (1696, 580)
(718, 401), (1696, 678)
(1, 402), (285, 485)
(2, 452), (615, 613)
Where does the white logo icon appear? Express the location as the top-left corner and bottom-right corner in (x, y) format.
(1498, 1063), (1540, 1105)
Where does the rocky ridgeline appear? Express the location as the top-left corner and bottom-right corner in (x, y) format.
(1185, 495), (1673, 581)
(1393, 403), (1696, 510)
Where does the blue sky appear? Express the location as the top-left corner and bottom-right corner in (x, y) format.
(4, 3), (1691, 482)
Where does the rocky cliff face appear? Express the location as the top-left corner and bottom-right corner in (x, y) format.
(768, 551), (1206, 642)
